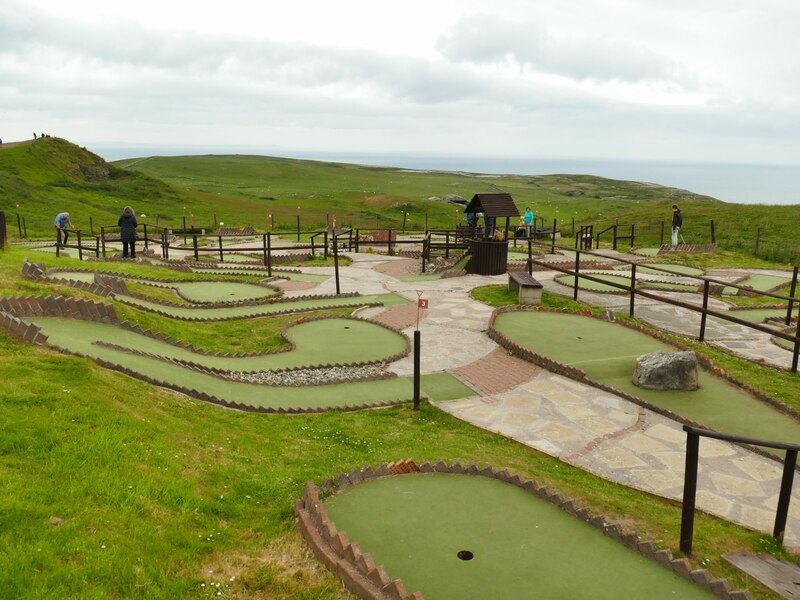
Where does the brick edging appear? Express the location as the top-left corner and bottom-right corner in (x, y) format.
(296, 460), (751, 600)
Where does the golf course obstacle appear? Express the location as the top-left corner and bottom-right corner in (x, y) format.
(297, 460), (747, 600)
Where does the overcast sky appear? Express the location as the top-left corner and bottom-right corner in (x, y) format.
(2, 0), (799, 165)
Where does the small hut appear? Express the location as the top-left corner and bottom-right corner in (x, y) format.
(463, 193), (520, 275)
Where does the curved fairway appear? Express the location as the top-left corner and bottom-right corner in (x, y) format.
(615, 263), (705, 276)
(723, 274), (792, 296)
(555, 273), (698, 293)
(169, 281), (277, 303)
(324, 473), (715, 600)
(114, 292), (409, 319)
(33, 317), (407, 372)
(494, 311), (800, 445)
(25, 316), (470, 410)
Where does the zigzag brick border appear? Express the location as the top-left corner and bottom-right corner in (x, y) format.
(296, 460), (752, 600)
(487, 305), (800, 464)
(658, 243), (719, 254)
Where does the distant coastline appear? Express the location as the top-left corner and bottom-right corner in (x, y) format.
(90, 144), (800, 206)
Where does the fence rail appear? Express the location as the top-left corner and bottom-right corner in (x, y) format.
(524, 241), (800, 371)
(680, 425), (799, 554)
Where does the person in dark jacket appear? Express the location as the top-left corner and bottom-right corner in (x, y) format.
(118, 206), (138, 258)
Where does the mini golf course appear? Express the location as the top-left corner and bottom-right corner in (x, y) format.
(319, 472), (716, 599)
(493, 310), (800, 445)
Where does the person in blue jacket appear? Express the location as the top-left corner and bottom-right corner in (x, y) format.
(54, 212), (73, 246)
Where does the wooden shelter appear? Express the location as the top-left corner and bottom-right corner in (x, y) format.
(464, 193), (520, 240)
(463, 193), (519, 275)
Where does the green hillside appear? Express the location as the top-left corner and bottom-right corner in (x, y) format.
(0, 138), (191, 237)
(2, 138), (800, 262)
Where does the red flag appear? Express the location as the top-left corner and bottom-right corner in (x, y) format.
(418, 299), (429, 309)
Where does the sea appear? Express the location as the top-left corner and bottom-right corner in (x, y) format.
(89, 145), (800, 206)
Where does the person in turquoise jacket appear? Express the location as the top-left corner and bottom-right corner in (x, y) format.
(523, 207), (534, 238)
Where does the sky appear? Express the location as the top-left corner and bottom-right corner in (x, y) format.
(2, 0), (800, 165)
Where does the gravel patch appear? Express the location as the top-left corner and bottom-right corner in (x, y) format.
(227, 364), (387, 386)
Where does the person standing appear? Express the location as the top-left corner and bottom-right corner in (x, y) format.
(54, 211), (73, 246)
(118, 206), (138, 258)
(523, 206), (534, 238)
(671, 204), (683, 246)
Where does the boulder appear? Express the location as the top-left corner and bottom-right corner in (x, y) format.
(632, 351), (699, 391)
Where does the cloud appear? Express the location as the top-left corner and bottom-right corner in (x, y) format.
(436, 13), (688, 86)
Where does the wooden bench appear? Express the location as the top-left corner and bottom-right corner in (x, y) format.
(508, 271), (543, 305)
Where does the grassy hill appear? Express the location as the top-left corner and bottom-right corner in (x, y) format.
(2, 138), (799, 262)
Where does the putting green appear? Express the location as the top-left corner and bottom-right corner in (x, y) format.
(723, 308), (788, 324)
(615, 263), (705, 277)
(25, 316), (471, 410)
(723, 274), (791, 296)
(33, 317), (406, 372)
(494, 311), (800, 445)
(324, 473), (714, 599)
(169, 281), (277, 303)
(554, 273), (697, 293)
(114, 292), (409, 319)
(192, 268), (329, 283)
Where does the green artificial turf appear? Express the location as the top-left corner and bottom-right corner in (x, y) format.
(554, 273), (698, 293)
(325, 473), (715, 600)
(494, 311), (800, 445)
(170, 281), (277, 303)
(615, 263), (705, 276)
(114, 292), (409, 320)
(723, 274), (792, 296)
(26, 316), (469, 410)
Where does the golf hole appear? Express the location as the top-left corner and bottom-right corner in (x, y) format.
(457, 550), (474, 561)
(344, 326), (350, 330)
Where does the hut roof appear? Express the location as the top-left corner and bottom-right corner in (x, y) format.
(464, 193), (520, 218)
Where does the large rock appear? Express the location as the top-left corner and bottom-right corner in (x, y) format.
(632, 351), (699, 391)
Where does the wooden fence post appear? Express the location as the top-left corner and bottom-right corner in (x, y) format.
(679, 430), (700, 555)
